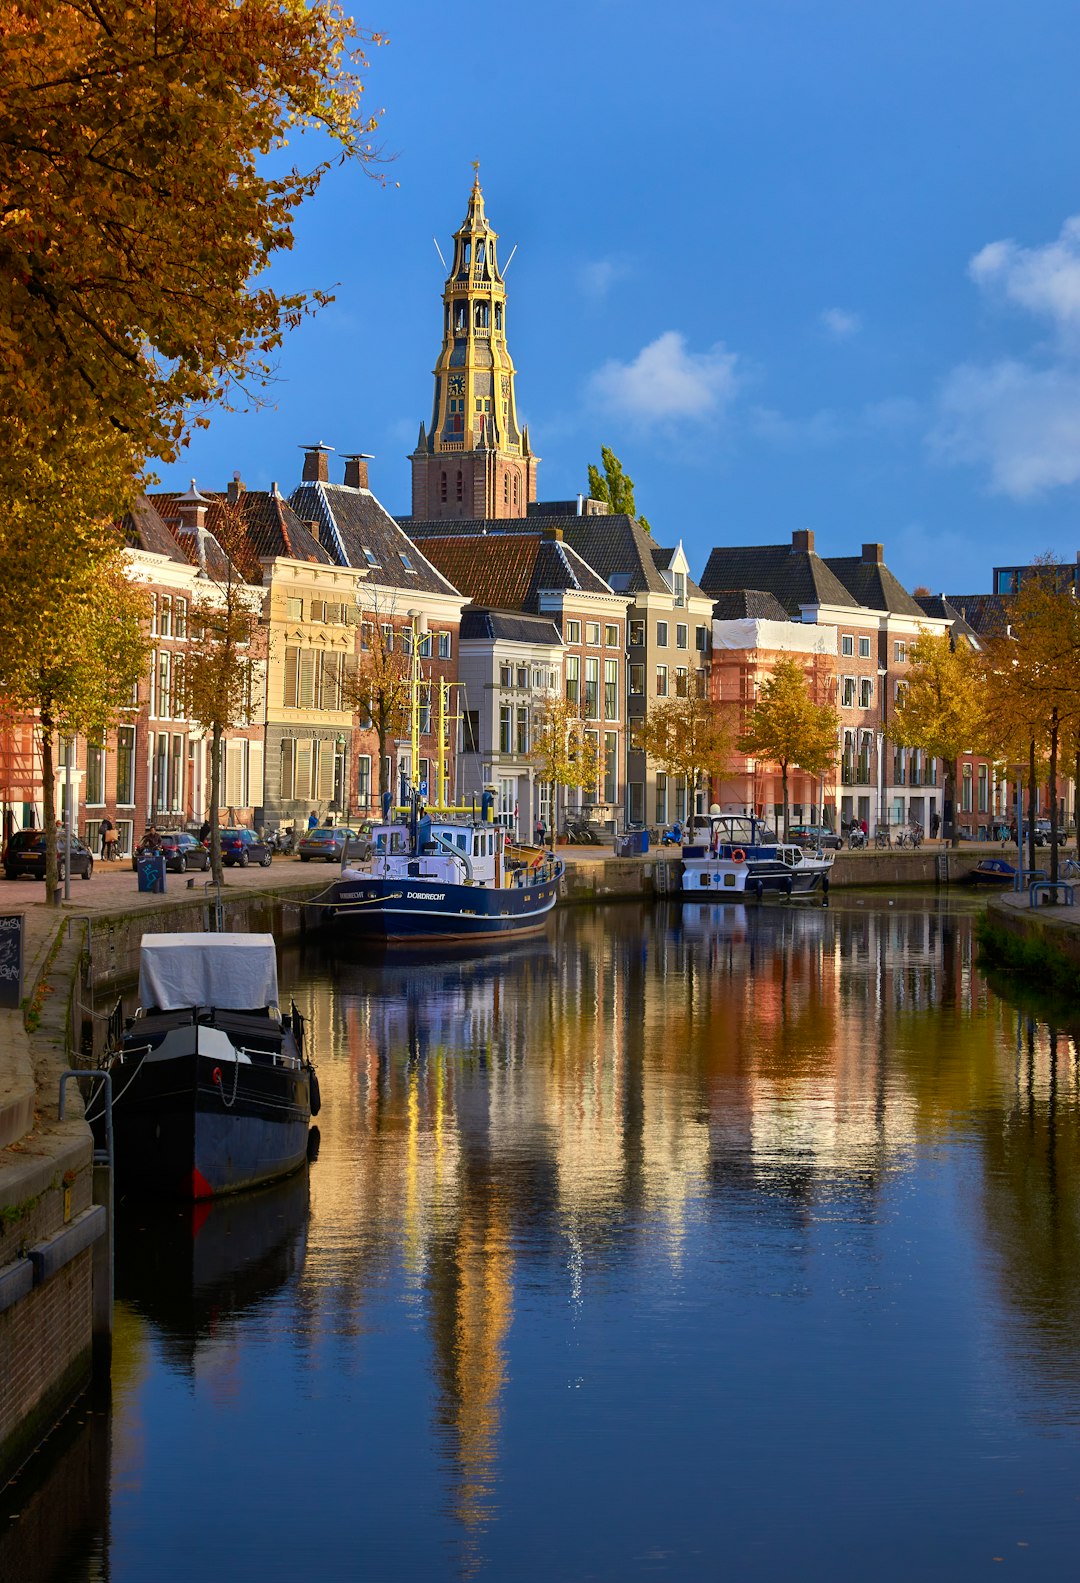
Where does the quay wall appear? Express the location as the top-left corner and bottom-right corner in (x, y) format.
(985, 891), (1080, 977)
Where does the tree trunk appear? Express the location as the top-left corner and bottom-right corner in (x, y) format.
(1049, 712), (1059, 886)
(781, 760), (789, 840)
(40, 712), (57, 903)
(209, 722), (224, 889)
(1028, 737), (1037, 880)
(946, 757), (960, 849)
(376, 716), (391, 809)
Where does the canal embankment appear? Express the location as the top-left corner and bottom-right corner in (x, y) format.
(982, 886), (1080, 990)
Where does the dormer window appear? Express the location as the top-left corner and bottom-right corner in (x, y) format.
(674, 571), (686, 607)
(362, 547), (379, 568)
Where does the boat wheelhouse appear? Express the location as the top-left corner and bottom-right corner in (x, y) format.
(680, 815), (834, 900)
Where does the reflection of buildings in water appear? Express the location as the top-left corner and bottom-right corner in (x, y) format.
(427, 1198), (514, 1556)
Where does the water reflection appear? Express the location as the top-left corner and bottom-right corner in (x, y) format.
(12, 897), (1080, 1581)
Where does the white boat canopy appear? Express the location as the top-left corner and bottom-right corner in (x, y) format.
(139, 933), (280, 1012)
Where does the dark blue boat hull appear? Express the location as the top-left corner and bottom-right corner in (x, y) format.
(315, 870), (563, 942)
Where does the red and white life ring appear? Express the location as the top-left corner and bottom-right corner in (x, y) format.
(730, 847), (746, 863)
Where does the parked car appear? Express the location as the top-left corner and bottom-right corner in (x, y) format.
(788, 824), (843, 850)
(219, 829), (273, 868)
(1034, 818), (1068, 847)
(4, 830), (94, 881)
(131, 830), (211, 874)
(297, 824), (374, 863)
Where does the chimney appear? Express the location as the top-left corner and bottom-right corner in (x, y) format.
(299, 442), (334, 483)
(791, 529), (815, 553)
(343, 453), (374, 490)
(175, 480), (210, 576)
(542, 526), (564, 542)
(862, 542), (884, 564)
(227, 471), (245, 503)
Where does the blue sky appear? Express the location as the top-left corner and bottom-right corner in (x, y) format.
(161, 0), (1080, 595)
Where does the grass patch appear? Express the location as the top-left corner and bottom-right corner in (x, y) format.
(975, 913), (1080, 997)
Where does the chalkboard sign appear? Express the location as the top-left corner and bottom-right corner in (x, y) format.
(0, 912), (24, 1010)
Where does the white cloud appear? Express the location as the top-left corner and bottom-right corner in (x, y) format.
(931, 359), (1080, 496)
(819, 307), (862, 340)
(578, 258), (629, 300)
(587, 331), (738, 423)
(970, 217), (1080, 341)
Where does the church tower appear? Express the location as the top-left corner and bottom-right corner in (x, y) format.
(409, 173), (539, 520)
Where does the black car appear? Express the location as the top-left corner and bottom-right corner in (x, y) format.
(1034, 818), (1068, 847)
(788, 824), (844, 850)
(219, 829), (273, 868)
(131, 830), (211, 874)
(4, 830), (94, 881)
(297, 824), (374, 863)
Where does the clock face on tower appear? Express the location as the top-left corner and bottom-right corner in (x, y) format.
(448, 375), (465, 396)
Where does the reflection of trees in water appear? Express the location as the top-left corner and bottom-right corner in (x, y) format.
(975, 1013), (1080, 1415)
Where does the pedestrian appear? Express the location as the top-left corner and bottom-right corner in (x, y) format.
(308, 809), (318, 831)
(535, 817), (545, 847)
(859, 817), (868, 837)
(144, 824), (162, 852)
(100, 817), (118, 859)
(198, 819), (211, 845)
(931, 812), (941, 839)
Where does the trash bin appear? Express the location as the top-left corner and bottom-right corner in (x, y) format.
(137, 851), (166, 893)
(639, 830), (649, 854)
(615, 834), (630, 858)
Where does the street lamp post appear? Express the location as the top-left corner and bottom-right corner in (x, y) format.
(63, 740), (71, 903)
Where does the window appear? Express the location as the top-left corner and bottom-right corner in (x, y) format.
(516, 706), (529, 754)
(462, 711), (480, 752)
(286, 597), (303, 622)
(565, 655), (580, 705)
(418, 687), (431, 736)
(629, 620), (645, 647)
(310, 600), (327, 623)
(174, 599), (187, 640)
(676, 624), (688, 650)
(438, 631), (452, 659)
(629, 782), (645, 823)
(157, 652), (172, 718)
(171, 735), (185, 812)
(85, 744), (105, 806)
(419, 631), (432, 658)
(586, 622), (601, 646)
(565, 619), (581, 644)
(859, 677), (873, 708)
(673, 571), (686, 607)
(675, 666), (689, 697)
(978, 763), (989, 813)
(656, 664), (669, 697)
(858, 636), (871, 658)
(629, 663), (645, 695)
(159, 595), (172, 638)
(605, 624), (619, 647)
(400, 552), (416, 573)
(499, 706), (512, 754)
(695, 626), (709, 653)
(604, 659), (618, 720)
(440, 471), (448, 503)
(604, 732), (618, 804)
(456, 471), (464, 502)
(500, 663), (513, 687)
(516, 665), (529, 688)
(842, 676), (856, 707)
(381, 624), (393, 652)
(962, 764), (973, 812)
(362, 548), (379, 568)
(841, 634), (854, 656)
(655, 773), (668, 824)
(656, 621), (668, 647)
(116, 727), (136, 805)
(629, 716), (645, 750)
(297, 650), (316, 709)
(360, 621), (372, 652)
(357, 755), (371, 810)
(894, 640), (907, 663)
(584, 657), (599, 718)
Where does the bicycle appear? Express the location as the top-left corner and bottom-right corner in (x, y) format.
(1061, 857), (1080, 882)
(874, 827), (892, 849)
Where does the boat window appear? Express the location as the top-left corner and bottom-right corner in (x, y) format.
(473, 836), (481, 856)
(457, 833), (468, 850)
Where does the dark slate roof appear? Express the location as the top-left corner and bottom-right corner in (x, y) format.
(711, 589), (793, 622)
(699, 544), (859, 615)
(459, 607), (564, 645)
(122, 495), (190, 564)
(151, 489), (331, 579)
(915, 595), (981, 645)
(292, 482), (461, 596)
(648, 544), (709, 602)
(941, 592), (1014, 637)
(825, 555), (925, 617)
(414, 533), (615, 614)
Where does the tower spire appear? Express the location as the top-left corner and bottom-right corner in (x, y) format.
(408, 176), (539, 520)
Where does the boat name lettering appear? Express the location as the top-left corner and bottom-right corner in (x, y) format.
(407, 890), (445, 900)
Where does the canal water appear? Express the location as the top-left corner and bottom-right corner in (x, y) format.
(5, 897), (1080, 1581)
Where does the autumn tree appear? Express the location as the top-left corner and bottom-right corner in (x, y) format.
(0, 544), (149, 900)
(180, 503), (265, 886)
(633, 677), (735, 821)
(0, 0), (386, 584)
(528, 695), (602, 835)
(983, 562), (1080, 883)
(890, 630), (991, 849)
(344, 609), (412, 808)
(736, 657), (838, 839)
(587, 447), (652, 534)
